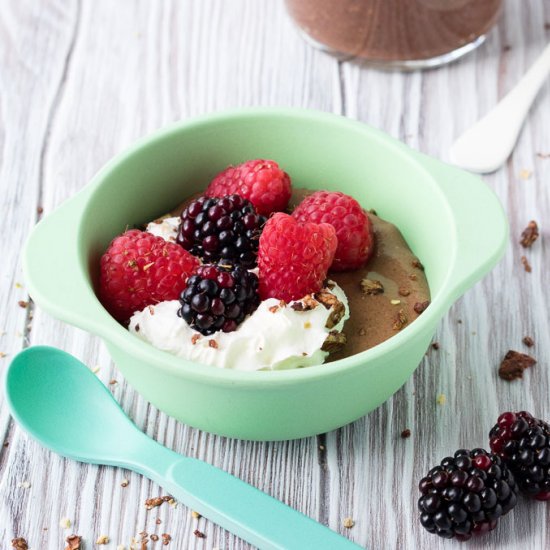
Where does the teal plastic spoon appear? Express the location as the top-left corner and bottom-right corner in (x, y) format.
(4, 346), (361, 550)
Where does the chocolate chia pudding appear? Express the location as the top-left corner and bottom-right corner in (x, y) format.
(285, 0), (503, 64)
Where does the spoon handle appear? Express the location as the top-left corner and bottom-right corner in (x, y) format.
(136, 443), (361, 550)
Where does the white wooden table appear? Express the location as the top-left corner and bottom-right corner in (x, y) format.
(1, 1), (549, 548)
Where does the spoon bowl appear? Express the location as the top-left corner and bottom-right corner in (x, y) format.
(4, 346), (144, 465)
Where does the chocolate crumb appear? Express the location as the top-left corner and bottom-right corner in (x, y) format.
(498, 350), (536, 381)
(522, 336), (535, 347)
(401, 428), (411, 439)
(290, 302), (305, 312)
(521, 255), (532, 273)
(413, 301), (430, 315)
(65, 535), (82, 550)
(156, 519), (162, 525)
(11, 538), (28, 550)
(18, 300), (29, 308)
(315, 290), (345, 328)
(208, 339), (218, 349)
(520, 220), (539, 248)
(392, 309), (408, 331)
(398, 287), (411, 297)
(431, 342), (440, 350)
(411, 259), (424, 271)
(193, 530), (206, 539)
(135, 324), (140, 332)
(360, 278), (384, 295)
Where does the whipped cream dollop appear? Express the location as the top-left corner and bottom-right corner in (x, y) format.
(133, 215), (350, 371)
(129, 284), (348, 371)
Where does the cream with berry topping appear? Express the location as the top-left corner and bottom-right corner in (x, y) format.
(129, 283), (349, 371)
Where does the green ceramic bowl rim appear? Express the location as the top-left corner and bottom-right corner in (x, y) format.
(32, 108), (506, 388)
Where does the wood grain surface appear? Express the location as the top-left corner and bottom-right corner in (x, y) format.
(0, 1), (549, 548)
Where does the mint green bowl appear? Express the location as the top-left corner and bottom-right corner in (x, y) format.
(24, 109), (507, 441)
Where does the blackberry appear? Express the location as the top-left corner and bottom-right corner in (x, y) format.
(177, 194), (266, 268)
(489, 411), (550, 501)
(178, 264), (260, 335)
(418, 448), (518, 541)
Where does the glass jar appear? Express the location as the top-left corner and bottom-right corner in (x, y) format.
(285, 0), (503, 69)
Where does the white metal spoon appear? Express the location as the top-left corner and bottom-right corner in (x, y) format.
(449, 43), (550, 174)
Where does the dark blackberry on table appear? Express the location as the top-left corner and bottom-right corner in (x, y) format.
(178, 264), (260, 335)
(418, 448), (518, 541)
(489, 411), (550, 501)
(176, 194), (266, 268)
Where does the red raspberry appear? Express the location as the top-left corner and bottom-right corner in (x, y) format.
(257, 213), (337, 301)
(292, 191), (374, 271)
(205, 159), (291, 216)
(99, 229), (200, 321)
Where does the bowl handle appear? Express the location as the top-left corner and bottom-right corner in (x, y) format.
(417, 153), (509, 303)
(23, 187), (108, 335)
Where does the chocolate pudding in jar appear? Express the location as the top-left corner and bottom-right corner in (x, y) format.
(285, 0), (503, 68)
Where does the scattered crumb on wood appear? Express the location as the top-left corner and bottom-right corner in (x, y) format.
(519, 169), (532, 180)
(431, 342), (440, 350)
(96, 535), (109, 544)
(193, 529), (206, 539)
(522, 336), (535, 347)
(499, 350), (536, 381)
(11, 538), (29, 550)
(521, 255), (532, 272)
(436, 393), (446, 405)
(520, 220), (539, 248)
(18, 300), (29, 308)
(59, 517), (71, 529)
(65, 534), (82, 550)
(401, 429), (411, 439)
(343, 517), (355, 529)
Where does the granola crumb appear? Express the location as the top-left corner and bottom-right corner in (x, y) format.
(65, 535), (82, 550)
(279, 300), (287, 308)
(15, 282), (23, 289)
(321, 331), (347, 353)
(193, 530), (206, 539)
(436, 393), (446, 406)
(18, 300), (29, 308)
(413, 301), (430, 315)
(150, 534), (159, 542)
(358, 327), (366, 336)
(191, 511), (201, 519)
(96, 535), (110, 544)
(37, 206), (44, 214)
(11, 537), (29, 550)
(343, 517), (355, 529)
(390, 299), (401, 305)
(398, 287), (411, 297)
(268, 305), (279, 313)
(148, 305), (155, 315)
(208, 339), (218, 349)
(392, 309), (408, 331)
(522, 336), (535, 347)
(411, 259), (424, 271)
(431, 342), (440, 350)
(161, 533), (172, 545)
(401, 428), (411, 439)
(519, 169), (532, 180)
(304, 321), (312, 329)
(120, 478), (129, 487)
(521, 255), (532, 272)
(191, 334), (201, 345)
(145, 496), (173, 510)
(408, 273), (418, 281)
(520, 220), (539, 248)
(91, 365), (101, 374)
(499, 350), (536, 381)
(360, 278), (384, 295)
(59, 517), (71, 529)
